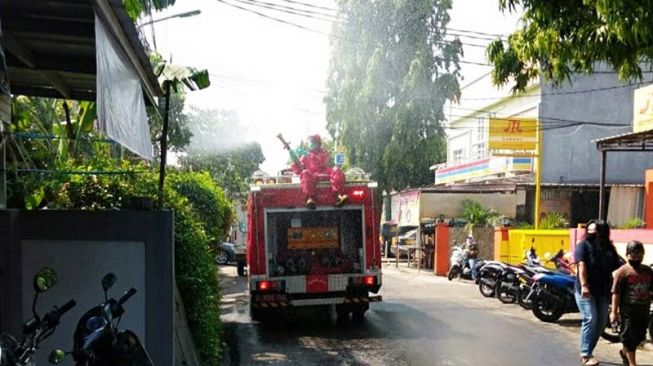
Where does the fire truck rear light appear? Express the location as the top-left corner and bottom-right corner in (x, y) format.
(364, 276), (376, 286)
(257, 280), (283, 292)
(258, 281), (271, 291)
(351, 190), (365, 200)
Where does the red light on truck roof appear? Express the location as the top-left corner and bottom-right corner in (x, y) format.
(364, 276), (376, 286)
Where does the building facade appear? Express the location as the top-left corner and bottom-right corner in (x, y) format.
(432, 67), (653, 226)
(433, 73), (540, 185)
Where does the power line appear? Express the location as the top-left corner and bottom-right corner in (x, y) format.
(448, 31), (497, 42)
(216, 0), (327, 34)
(230, 0), (340, 22)
(276, 0), (338, 13)
(459, 81), (653, 101)
(215, 0), (504, 68)
(446, 27), (506, 39)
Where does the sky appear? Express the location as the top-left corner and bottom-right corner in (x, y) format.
(148, 0), (521, 173)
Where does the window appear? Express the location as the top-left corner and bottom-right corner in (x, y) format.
(452, 148), (464, 163)
(477, 117), (486, 141)
(472, 142), (486, 160)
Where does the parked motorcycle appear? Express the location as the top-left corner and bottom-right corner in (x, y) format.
(447, 242), (484, 281)
(0, 268), (76, 366)
(515, 249), (576, 309)
(477, 260), (508, 297)
(49, 273), (152, 366)
(529, 271), (578, 322)
(495, 248), (541, 305)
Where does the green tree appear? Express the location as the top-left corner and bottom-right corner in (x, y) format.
(325, 0), (462, 192)
(460, 199), (499, 233)
(150, 91), (192, 154)
(488, 1), (653, 92)
(179, 143), (265, 202)
(123, 0), (177, 20)
(185, 107), (244, 154)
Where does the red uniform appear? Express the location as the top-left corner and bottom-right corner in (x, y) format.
(290, 135), (346, 205)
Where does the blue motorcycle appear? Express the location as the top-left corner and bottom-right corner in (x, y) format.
(529, 271), (577, 322)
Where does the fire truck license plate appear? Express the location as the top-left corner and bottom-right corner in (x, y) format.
(255, 294), (287, 302)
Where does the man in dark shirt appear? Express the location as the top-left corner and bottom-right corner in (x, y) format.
(610, 240), (652, 366)
(574, 220), (623, 366)
(465, 235), (479, 280)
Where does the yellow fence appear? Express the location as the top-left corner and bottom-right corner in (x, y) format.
(496, 229), (571, 268)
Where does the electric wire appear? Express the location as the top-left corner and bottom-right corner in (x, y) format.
(216, 0), (327, 34)
(229, 0), (341, 22)
(459, 81), (653, 101)
(215, 0), (502, 67)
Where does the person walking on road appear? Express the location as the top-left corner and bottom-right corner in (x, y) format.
(575, 220), (623, 366)
(610, 240), (653, 366)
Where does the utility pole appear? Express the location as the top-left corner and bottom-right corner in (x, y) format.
(158, 81), (171, 208)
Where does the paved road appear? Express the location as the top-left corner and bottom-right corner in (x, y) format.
(220, 264), (653, 366)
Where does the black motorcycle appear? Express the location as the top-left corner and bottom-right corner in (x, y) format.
(477, 259), (512, 297)
(0, 268), (76, 366)
(49, 273), (152, 366)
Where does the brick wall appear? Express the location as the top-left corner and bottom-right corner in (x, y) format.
(448, 226), (495, 261)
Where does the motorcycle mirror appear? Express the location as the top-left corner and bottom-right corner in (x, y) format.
(48, 349), (66, 364)
(102, 273), (117, 296)
(33, 267), (57, 293)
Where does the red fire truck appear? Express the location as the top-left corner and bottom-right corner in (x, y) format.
(246, 171), (382, 321)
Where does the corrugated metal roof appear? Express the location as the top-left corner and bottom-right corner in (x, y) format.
(593, 128), (653, 151)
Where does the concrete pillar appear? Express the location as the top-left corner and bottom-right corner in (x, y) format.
(433, 223), (449, 276)
(494, 227), (509, 262)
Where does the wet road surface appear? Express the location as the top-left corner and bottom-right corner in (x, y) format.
(220, 264), (653, 366)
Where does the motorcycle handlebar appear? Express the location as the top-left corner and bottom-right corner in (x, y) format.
(54, 299), (77, 318)
(43, 299), (76, 327)
(118, 287), (137, 306)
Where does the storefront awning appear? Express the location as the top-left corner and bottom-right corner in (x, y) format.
(593, 129), (653, 152)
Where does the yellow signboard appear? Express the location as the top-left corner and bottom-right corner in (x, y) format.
(634, 84), (653, 132)
(488, 118), (538, 151)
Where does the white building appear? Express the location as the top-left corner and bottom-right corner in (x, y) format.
(432, 73), (541, 184)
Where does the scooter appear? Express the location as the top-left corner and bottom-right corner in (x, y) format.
(49, 273), (152, 366)
(0, 268), (76, 366)
(447, 242), (485, 281)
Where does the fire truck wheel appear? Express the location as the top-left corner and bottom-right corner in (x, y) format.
(336, 304), (350, 321)
(351, 304), (369, 322)
(250, 304), (266, 322)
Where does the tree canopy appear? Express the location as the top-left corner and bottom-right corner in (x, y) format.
(179, 107), (265, 202)
(488, 0), (653, 92)
(325, 0), (462, 191)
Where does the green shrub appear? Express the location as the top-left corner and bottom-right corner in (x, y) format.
(168, 171), (233, 244)
(165, 186), (222, 365)
(621, 217), (644, 229)
(539, 212), (568, 229)
(461, 199), (499, 233)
